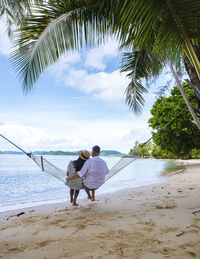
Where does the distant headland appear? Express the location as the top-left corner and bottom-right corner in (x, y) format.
(0, 150), (124, 157)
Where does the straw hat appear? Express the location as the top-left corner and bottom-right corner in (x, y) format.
(78, 150), (90, 160)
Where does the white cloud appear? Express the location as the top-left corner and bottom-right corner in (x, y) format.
(0, 118), (151, 153)
(47, 37), (131, 103)
(85, 38), (119, 70)
(48, 52), (81, 81)
(0, 123), (76, 151)
(63, 69), (129, 102)
(48, 38), (159, 105)
(122, 124), (152, 146)
(0, 20), (12, 56)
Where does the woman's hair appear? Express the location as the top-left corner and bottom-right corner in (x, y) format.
(73, 157), (86, 172)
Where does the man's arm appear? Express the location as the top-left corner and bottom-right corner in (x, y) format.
(66, 159), (89, 181)
(66, 173), (80, 181)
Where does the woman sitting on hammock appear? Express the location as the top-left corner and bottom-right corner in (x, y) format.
(66, 150), (91, 206)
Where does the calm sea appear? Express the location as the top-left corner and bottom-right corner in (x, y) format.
(0, 155), (169, 212)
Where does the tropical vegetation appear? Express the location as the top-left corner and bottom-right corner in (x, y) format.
(130, 83), (200, 159)
(129, 142), (200, 159)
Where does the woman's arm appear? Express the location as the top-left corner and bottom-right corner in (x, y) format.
(66, 161), (73, 180)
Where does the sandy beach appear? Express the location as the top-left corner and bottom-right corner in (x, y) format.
(0, 159), (200, 259)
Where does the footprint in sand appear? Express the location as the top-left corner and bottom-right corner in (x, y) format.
(160, 227), (178, 233)
(6, 244), (25, 253)
(54, 219), (66, 224)
(156, 204), (177, 209)
(137, 221), (155, 227)
(59, 224), (68, 229)
(160, 246), (176, 256)
(140, 253), (167, 259)
(32, 230), (40, 235)
(79, 207), (92, 213)
(113, 242), (129, 257)
(180, 244), (197, 257)
(179, 241), (199, 254)
(24, 218), (37, 224)
(186, 224), (200, 233)
(193, 218), (200, 226)
(75, 224), (86, 230)
(36, 240), (55, 248)
(186, 251), (197, 257)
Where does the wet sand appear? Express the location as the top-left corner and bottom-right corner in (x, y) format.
(0, 159), (200, 259)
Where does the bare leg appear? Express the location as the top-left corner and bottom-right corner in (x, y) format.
(84, 188), (92, 200)
(70, 189), (74, 203)
(91, 190), (95, 201)
(73, 190), (80, 206)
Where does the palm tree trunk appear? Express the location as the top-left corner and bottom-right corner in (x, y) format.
(183, 45), (200, 91)
(167, 59), (200, 130)
(167, 0), (200, 80)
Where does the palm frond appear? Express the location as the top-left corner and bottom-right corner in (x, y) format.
(121, 50), (164, 113)
(0, 0), (44, 23)
(11, 1), (113, 91)
(124, 79), (148, 115)
(0, 0), (45, 38)
(118, 0), (200, 61)
(120, 49), (184, 113)
(121, 50), (165, 79)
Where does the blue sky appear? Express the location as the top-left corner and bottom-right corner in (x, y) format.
(0, 20), (172, 153)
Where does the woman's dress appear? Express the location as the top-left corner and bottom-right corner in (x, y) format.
(65, 161), (84, 190)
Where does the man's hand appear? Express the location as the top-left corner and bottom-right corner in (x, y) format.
(66, 173), (80, 182)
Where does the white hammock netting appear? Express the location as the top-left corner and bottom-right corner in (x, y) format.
(105, 155), (138, 181)
(30, 154), (139, 184)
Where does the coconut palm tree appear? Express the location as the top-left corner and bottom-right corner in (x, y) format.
(1, 0), (200, 115)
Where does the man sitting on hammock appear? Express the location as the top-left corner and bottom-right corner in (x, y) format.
(67, 145), (109, 201)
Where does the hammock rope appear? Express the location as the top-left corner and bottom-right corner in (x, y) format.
(0, 133), (31, 157)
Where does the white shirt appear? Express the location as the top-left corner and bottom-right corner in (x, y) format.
(77, 156), (109, 189)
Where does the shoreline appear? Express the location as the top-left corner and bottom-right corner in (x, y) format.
(0, 158), (170, 216)
(0, 159), (198, 220)
(0, 178), (168, 222)
(1, 159), (200, 258)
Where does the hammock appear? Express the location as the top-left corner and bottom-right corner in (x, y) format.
(0, 107), (187, 187)
(30, 154), (139, 184)
(0, 132), (139, 186)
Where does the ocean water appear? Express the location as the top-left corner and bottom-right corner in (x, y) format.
(0, 155), (169, 212)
